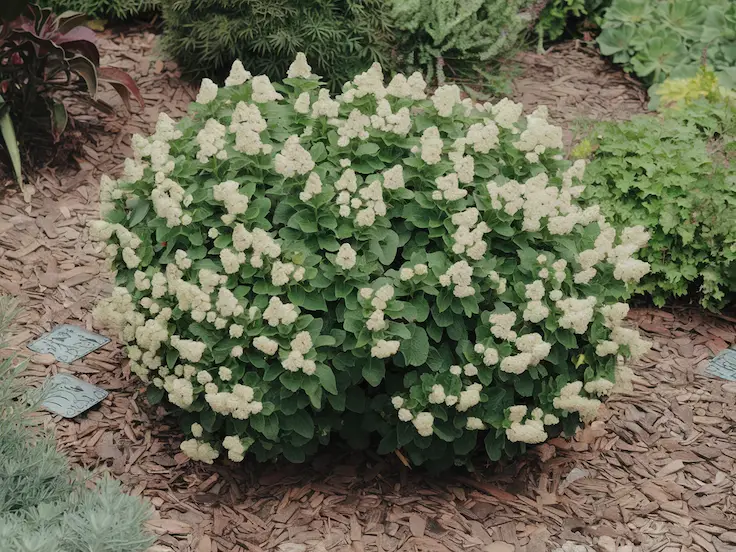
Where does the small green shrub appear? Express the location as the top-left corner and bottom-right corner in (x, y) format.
(0, 297), (154, 552)
(597, 0), (736, 88)
(90, 56), (651, 470)
(390, 0), (531, 83)
(535, 0), (610, 46)
(652, 65), (736, 110)
(159, 0), (396, 91)
(39, 0), (158, 20)
(582, 99), (736, 309)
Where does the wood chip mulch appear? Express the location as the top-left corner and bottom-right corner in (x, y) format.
(510, 42), (648, 147)
(1, 27), (734, 552)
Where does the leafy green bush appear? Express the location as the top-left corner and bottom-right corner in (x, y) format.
(390, 0), (531, 83)
(535, 0), (610, 46)
(39, 0), (157, 20)
(0, 297), (153, 552)
(581, 99), (736, 308)
(652, 65), (736, 110)
(159, 0), (396, 91)
(597, 0), (736, 88)
(90, 55), (651, 470)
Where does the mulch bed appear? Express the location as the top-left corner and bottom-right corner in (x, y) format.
(510, 42), (648, 147)
(0, 27), (734, 552)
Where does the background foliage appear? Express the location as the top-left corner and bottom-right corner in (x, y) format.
(389, 0), (531, 84)
(0, 3), (142, 188)
(39, 0), (157, 20)
(0, 297), (153, 552)
(580, 98), (736, 309)
(597, 0), (736, 88)
(159, 0), (396, 90)
(535, 0), (610, 46)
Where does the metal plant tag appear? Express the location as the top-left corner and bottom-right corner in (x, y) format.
(706, 348), (736, 382)
(27, 324), (110, 364)
(41, 373), (108, 418)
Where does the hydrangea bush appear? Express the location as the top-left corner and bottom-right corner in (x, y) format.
(90, 55), (652, 469)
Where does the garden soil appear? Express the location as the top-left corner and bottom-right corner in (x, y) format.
(0, 28), (733, 552)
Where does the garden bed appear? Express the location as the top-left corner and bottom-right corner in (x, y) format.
(1, 26), (735, 552)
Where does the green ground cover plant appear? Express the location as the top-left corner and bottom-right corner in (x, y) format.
(0, 297), (153, 552)
(580, 97), (736, 309)
(597, 0), (736, 89)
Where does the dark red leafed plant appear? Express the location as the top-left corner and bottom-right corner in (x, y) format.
(0, 2), (143, 184)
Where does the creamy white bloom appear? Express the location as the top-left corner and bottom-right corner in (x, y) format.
(491, 98), (523, 129)
(225, 60), (252, 86)
(335, 243), (357, 270)
(274, 135), (315, 177)
(294, 92), (311, 114)
(196, 78), (218, 104)
(371, 339), (400, 359)
(420, 126), (443, 165)
(288, 52), (313, 79)
(432, 84), (461, 117)
(412, 412), (434, 437)
(180, 439), (219, 464)
(253, 336), (279, 355)
(251, 75), (283, 103)
(213, 180), (249, 215)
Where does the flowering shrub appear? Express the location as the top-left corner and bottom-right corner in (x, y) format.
(91, 55), (652, 469)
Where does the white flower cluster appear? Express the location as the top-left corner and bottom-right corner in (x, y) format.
(362, 285), (394, 333)
(505, 405), (558, 444)
(334, 243), (357, 270)
(213, 180), (249, 215)
(439, 260), (475, 298)
(222, 436), (246, 462)
(206, 384), (263, 420)
(500, 332), (551, 374)
(420, 127), (444, 165)
(287, 52), (313, 79)
(229, 101), (271, 156)
(180, 439), (219, 464)
(263, 296), (298, 327)
(282, 331), (316, 375)
(385, 72), (427, 100)
(225, 60), (251, 87)
(491, 98), (523, 129)
(433, 173), (467, 202)
(270, 261), (305, 286)
(274, 135), (315, 177)
(370, 99), (412, 136)
(553, 381), (601, 423)
(299, 172), (322, 202)
(450, 208), (489, 260)
(196, 118), (227, 163)
(490, 312), (517, 342)
(557, 296), (597, 334)
(432, 84), (461, 117)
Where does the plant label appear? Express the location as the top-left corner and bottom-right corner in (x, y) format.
(707, 348), (736, 382)
(41, 373), (108, 418)
(27, 324), (110, 364)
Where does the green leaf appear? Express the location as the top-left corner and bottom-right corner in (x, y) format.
(284, 410), (314, 439)
(128, 200), (150, 227)
(484, 432), (504, 461)
(362, 357), (385, 386)
(315, 363), (337, 394)
(401, 325), (429, 366)
(146, 386), (164, 406)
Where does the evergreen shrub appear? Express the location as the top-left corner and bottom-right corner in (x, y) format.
(90, 56), (652, 469)
(39, 0), (157, 20)
(159, 0), (396, 90)
(390, 0), (532, 82)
